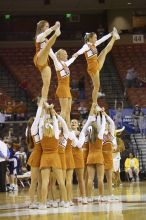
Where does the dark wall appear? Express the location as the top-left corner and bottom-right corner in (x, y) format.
(0, 12), (107, 34)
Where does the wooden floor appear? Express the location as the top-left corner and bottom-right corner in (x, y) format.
(0, 182), (146, 220)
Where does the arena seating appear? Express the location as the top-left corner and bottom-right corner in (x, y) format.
(0, 47), (108, 116)
(0, 88), (13, 109)
(112, 44), (146, 107)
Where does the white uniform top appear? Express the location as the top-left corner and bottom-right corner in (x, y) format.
(49, 49), (76, 78)
(96, 114), (105, 132)
(39, 112), (68, 141)
(65, 130), (79, 149)
(76, 33), (112, 55)
(31, 106), (42, 144)
(105, 115), (115, 137)
(58, 115), (69, 148)
(77, 114), (106, 148)
(49, 49), (76, 71)
(39, 114), (60, 140)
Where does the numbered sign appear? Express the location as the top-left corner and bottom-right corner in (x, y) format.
(133, 34), (144, 43)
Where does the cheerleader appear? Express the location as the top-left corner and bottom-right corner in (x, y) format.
(49, 49), (76, 127)
(39, 105), (68, 209)
(102, 111), (117, 201)
(34, 20), (61, 100)
(58, 115), (69, 179)
(65, 131), (77, 205)
(27, 97), (44, 209)
(73, 27), (120, 103)
(49, 113), (69, 207)
(77, 104), (106, 202)
(81, 120), (89, 195)
(71, 119), (87, 204)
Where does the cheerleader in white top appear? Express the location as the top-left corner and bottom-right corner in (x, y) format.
(27, 97), (45, 208)
(70, 119), (88, 204)
(102, 112), (117, 201)
(49, 49), (76, 127)
(37, 104), (68, 209)
(77, 104), (106, 202)
(73, 27), (120, 103)
(34, 20), (61, 100)
(49, 112), (70, 208)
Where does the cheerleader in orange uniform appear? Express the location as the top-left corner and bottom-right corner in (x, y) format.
(27, 97), (44, 209)
(70, 119), (87, 204)
(78, 104), (106, 202)
(82, 124), (89, 195)
(102, 112), (116, 201)
(50, 114), (69, 207)
(39, 105), (68, 209)
(49, 49), (76, 127)
(73, 28), (120, 103)
(58, 115), (69, 178)
(34, 20), (60, 100)
(65, 131), (77, 205)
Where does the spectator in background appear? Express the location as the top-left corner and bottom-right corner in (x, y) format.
(0, 139), (10, 192)
(125, 68), (137, 88)
(139, 112), (146, 139)
(0, 109), (5, 129)
(18, 136), (27, 150)
(78, 76), (86, 100)
(12, 101), (17, 120)
(4, 138), (19, 191)
(15, 101), (27, 120)
(125, 152), (139, 182)
(132, 105), (144, 133)
(124, 68), (139, 97)
(78, 102), (88, 120)
(5, 101), (13, 121)
(15, 147), (27, 174)
(4, 128), (17, 143)
(0, 92), (6, 111)
(114, 100), (123, 128)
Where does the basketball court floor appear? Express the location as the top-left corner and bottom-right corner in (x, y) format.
(0, 182), (146, 220)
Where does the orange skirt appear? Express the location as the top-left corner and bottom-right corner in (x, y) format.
(58, 146), (66, 170)
(102, 142), (113, 170)
(33, 53), (49, 72)
(40, 152), (61, 170)
(87, 59), (99, 76)
(56, 85), (72, 98)
(72, 148), (84, 169)
(27, 149), (42, 168)
(65, 151), (75, 169)
(87, 150), (104, 165)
